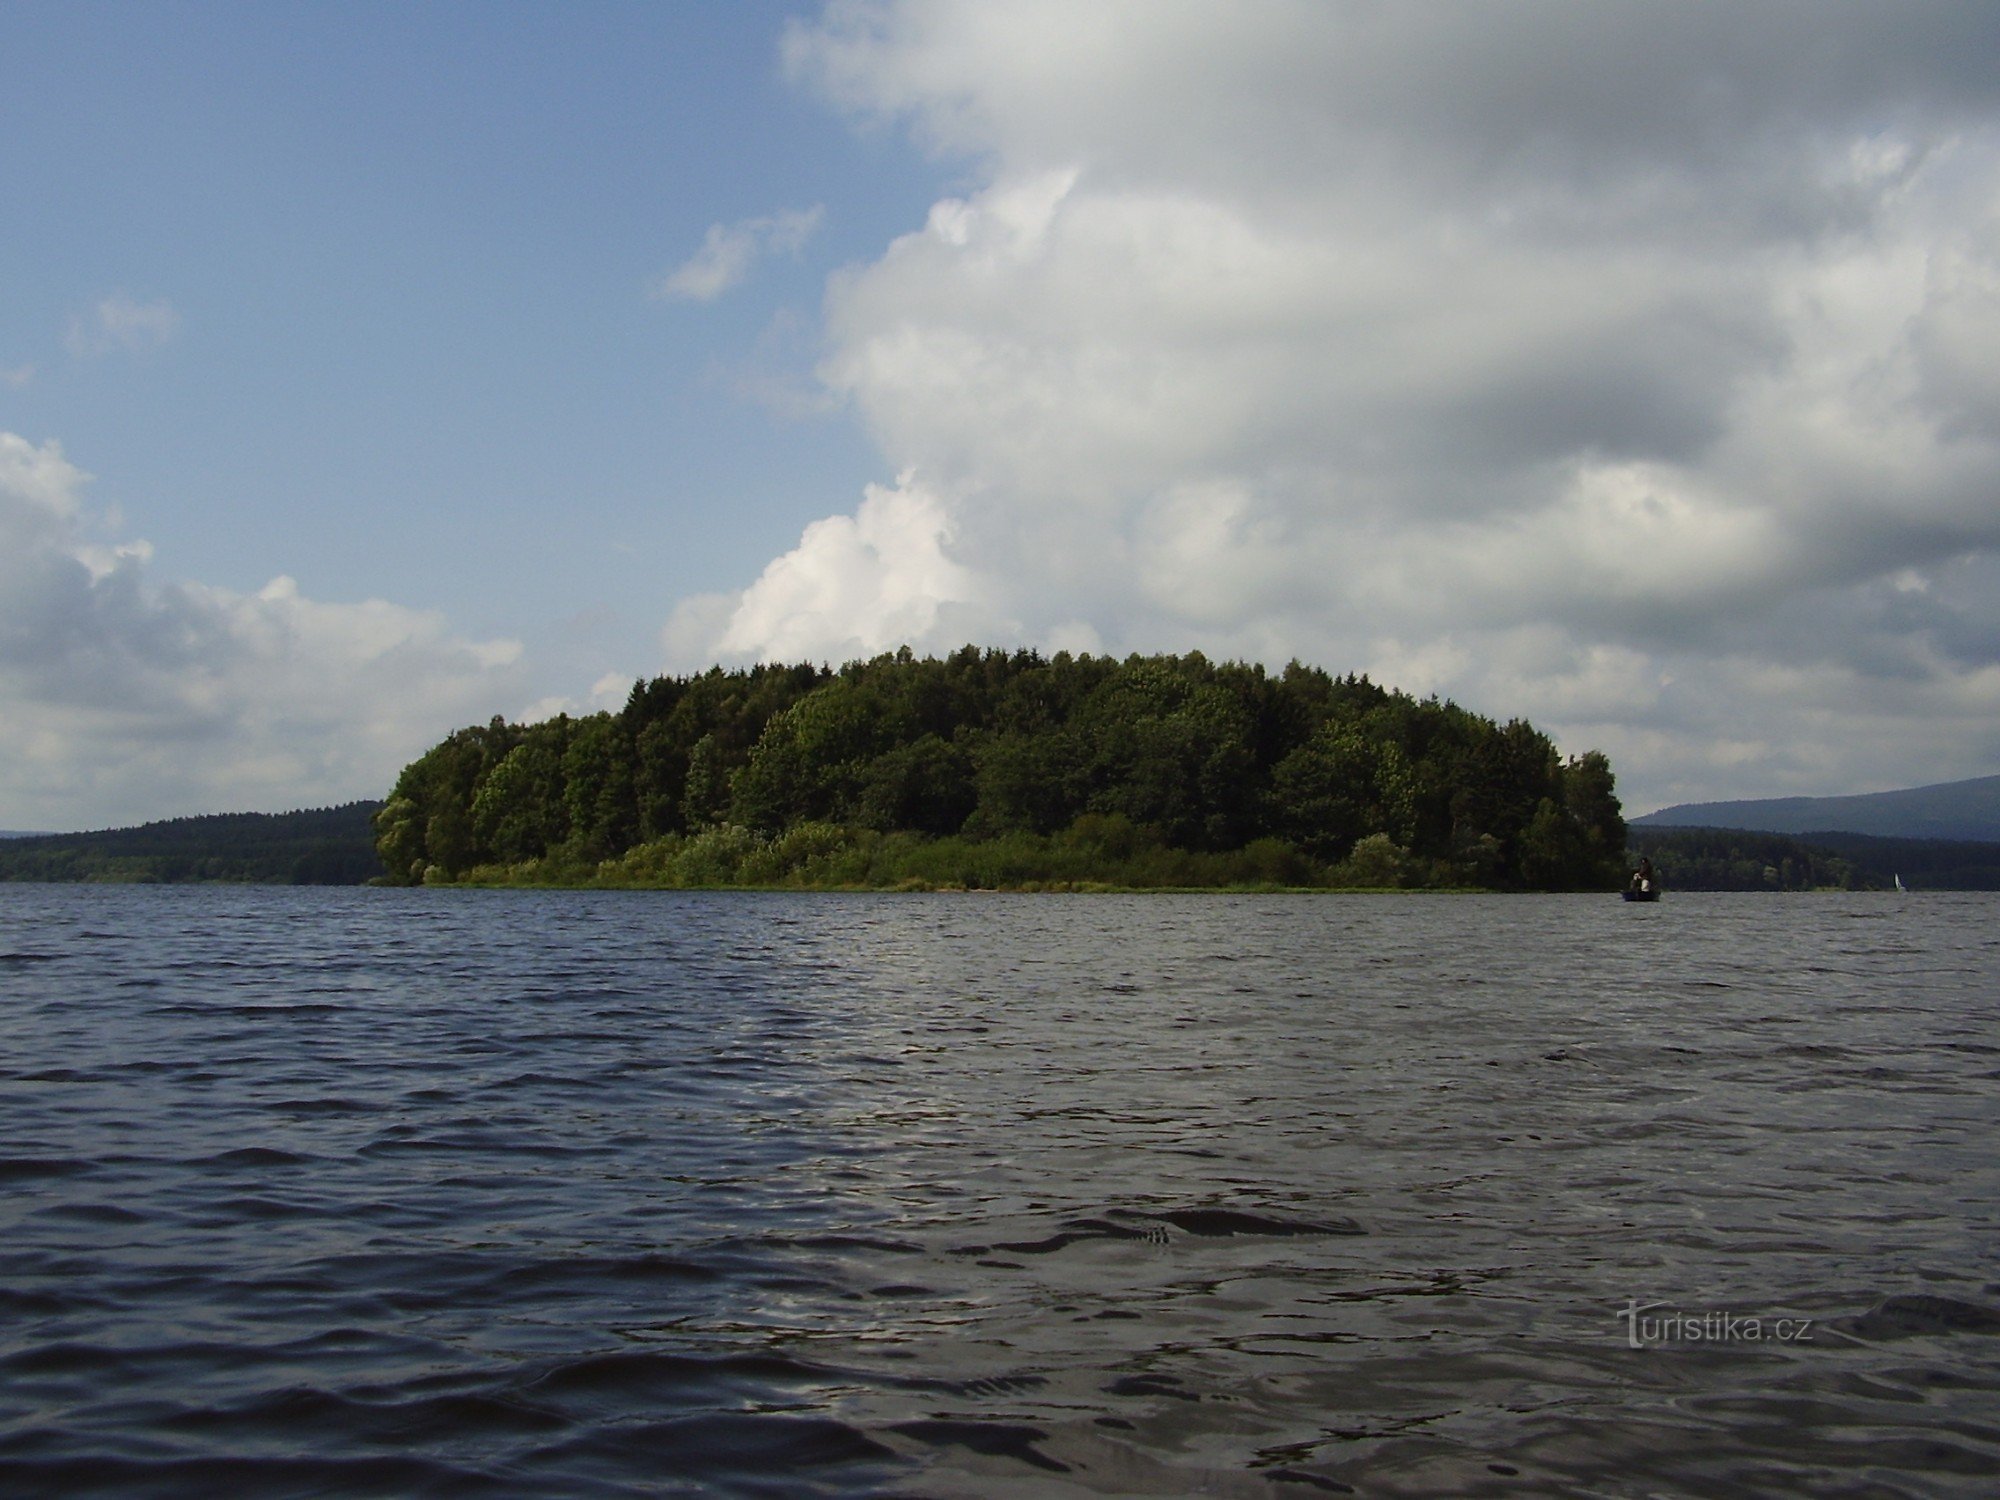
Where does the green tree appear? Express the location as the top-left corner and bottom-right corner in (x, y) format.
(633, 717), (691, 840)
(472, 732), (569, 864)
(1516, 797), (1585, 890)
(682, 732), (732, 829)
(731, 679), (887, 833)
(561, 714), (637, 859)
(373, 796), (425, 884)
(973, 728), (1089, 834)
(1270, 725), (1410, 862)
(1560, 750), (1627, 888)
(856, 733), (976, 835)
(372, 716), (520, 880)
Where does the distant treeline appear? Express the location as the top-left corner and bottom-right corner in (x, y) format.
(1799, 829), (2000, 890)
(1627, 826), (1863, 891)
(1627, 826), (2000, 891)
(0, 804), (384, 885)
(376, 647), (1628, 891)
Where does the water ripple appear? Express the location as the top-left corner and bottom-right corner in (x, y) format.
(0, 885), (1995, 1496)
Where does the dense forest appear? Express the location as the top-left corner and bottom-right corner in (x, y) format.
(1628, 826), (2000, 891)
(376, 647), (1628, 891)
(0, 804), (383, 885)
(1798, 830), (2000, 890)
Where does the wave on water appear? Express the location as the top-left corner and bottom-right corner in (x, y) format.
(1, 886), (1997, 1496)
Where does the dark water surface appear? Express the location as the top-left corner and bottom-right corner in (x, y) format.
(1, 887), (1996, 1497)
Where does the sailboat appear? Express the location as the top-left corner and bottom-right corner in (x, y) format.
(1894, 873), (1907, 893)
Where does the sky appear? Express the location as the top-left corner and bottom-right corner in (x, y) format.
(5, 0), (2000, 830)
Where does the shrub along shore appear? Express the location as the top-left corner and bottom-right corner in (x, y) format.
(430, 817), (1442, 892)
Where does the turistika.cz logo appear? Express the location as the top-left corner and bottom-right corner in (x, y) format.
(1617, 1299), (1814, 1349)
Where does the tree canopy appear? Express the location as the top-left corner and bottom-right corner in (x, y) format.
(375, 647), (1629, 891)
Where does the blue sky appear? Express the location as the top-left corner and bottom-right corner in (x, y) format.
(5, 3), (929, 648)
(6, 2), (2000, 830)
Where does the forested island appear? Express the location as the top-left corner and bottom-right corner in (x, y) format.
(375, 648), (1628, 891)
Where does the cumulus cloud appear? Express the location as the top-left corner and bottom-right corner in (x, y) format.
(519, 671), (639, 727)
(66, 294), (182, 356)
(661, 1), (2000, 810)
(0, 432), (524, 830)
(653, 205), (826, 302)
(663, 473), (1005, 666)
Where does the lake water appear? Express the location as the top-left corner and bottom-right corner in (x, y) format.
(1, 886), (1996, 1497)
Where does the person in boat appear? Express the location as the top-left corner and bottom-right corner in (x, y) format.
(1629, 857), (1654, 894)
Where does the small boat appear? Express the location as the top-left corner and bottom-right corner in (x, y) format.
(1894, 873), (1907, 893)
(1625, 859), (1660, 901)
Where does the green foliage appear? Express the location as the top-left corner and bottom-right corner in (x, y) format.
(0, 804), (384, 885)
(1517, 755), (1627, 891)
(1562, 751), (1628, 884)
(376, 647), (1628, 891)
(472, 733), (569, 864)
(561, 714), (637, 858)
(1272, 724), (1410, 860)
(855, 733), (976, 835)
(1335, 832), (1416, 889)
(681, 733), (732, 830)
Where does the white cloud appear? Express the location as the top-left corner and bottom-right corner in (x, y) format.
(517, 671), (637, 726)
(66, 294), (181, 356)
(662, 1), (2000, 811)
(663, 472), (1005, 667)
(0, 431), (88, 531)
(0, 364), (32, 389)
(0, 432), (524, 830)
(652, 205), (826, 302)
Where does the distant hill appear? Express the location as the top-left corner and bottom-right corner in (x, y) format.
(0, 803), (384, 885)
(1635, 774), (2000, 843)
